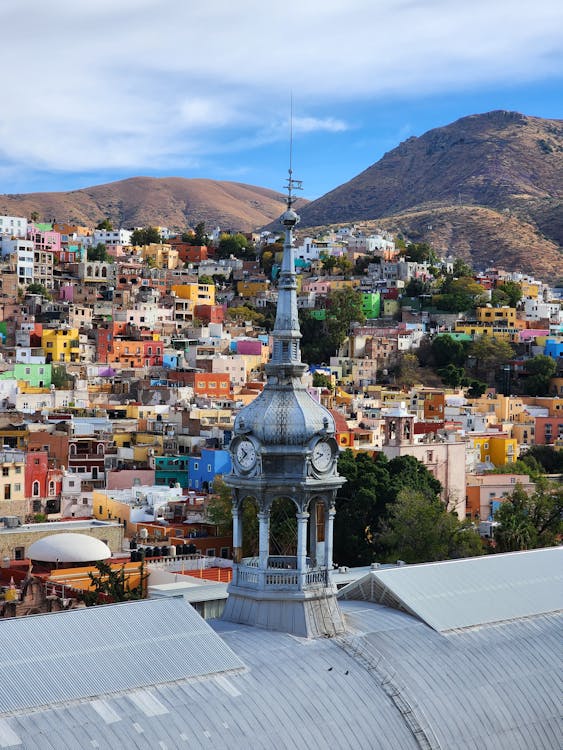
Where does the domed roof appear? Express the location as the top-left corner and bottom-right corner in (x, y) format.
(28, 533), (111, 563)
(234, 385), (335, 445)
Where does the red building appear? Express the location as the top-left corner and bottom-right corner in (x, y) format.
(194, 304), (225, 324)
(169, 241), (208, 264)
(25, 451), (63, 514)
(534, 416), (563, 446)
(168, 371), (231, 399)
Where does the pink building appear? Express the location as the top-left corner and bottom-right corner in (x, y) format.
(106, 469), (156, 490)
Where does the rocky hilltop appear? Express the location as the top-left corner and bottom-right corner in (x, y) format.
(298, 111), (562, 278)
(0, 177), (307, 233)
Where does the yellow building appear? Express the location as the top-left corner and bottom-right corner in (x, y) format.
(172, 282), (215, 306)
(469, 394), (525, 422)
(42, 327), (80, 363)
(520, 281), (540, 298)
(470, 434), (519, 467)
(476, 306), (517, 325)
(329, 278), (361, 291)
(237, 280), (269, 298)
(454, 322), (519, 343)
(140, 243), (179, 269)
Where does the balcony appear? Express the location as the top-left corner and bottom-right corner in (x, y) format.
(232, 555), (329, 591)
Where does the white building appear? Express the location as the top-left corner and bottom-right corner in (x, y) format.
(1, 237), (34, 286)
(92, 228), (133, 247)
(0, 215), (27, 238)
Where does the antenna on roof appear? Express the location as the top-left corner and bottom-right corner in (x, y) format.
(284, 92), (302, 210)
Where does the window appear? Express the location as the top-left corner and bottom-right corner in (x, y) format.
(193, 462), (199, 470)
(48, 481), (55, 496)
(32, 481), (40, 497)
(206, 548), (216, 557)
(2, 467), (8, 477)
(14, 547), (25, 561)
(14, 483), (21, 493)
(82, 498), (89, 505)
(4, 485), (10, 500)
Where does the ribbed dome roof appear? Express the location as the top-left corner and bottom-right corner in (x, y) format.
(28, 533), (111, 563)
(234, 386), (335, 445)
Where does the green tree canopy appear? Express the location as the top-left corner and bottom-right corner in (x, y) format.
(495, 281), (522, 308)
(378, 488), (483, 563)
(83, 560), (147, 605)
(435, 276), (486, 312)
(320, 253), (337, 274)
(522, 445), (563, 474)
(26, 282), (51, 299)
(334, 451), (444, 566)
(469, 336), (515, 381)
(87, 243), (109, 262)
(217, 233), (251, 259)
(494, 482), (563, 552)
(96, 218), (113, 230)
(326, 287), (365, 345)
(131, 226), (162, 246)
(312, 372), (333, 390)
(226, 305), (265, 325)
(404, 242), (437, 264)
(523, 355), (557, 396)
(431, 334), (467, 368)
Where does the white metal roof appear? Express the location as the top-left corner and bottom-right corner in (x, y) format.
(338, 547), (563, 631)
(0, 598), (244, 716)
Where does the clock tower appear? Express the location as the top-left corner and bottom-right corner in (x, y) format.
(222, 171), (346, 638)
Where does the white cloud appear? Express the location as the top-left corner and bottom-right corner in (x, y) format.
(0, 0), (561, 179)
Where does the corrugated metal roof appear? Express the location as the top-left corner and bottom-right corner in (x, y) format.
(0, 598), (244, 716)
(338, 547), (563, 631)
(0, 598), (559, 748)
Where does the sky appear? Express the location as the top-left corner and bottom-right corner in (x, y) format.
(0, 0), (562, 200)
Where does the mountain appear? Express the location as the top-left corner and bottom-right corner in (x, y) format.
(298, 111), (562, 278)
(0, 177), (307, 233)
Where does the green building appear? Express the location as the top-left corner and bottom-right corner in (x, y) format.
(362, 292), (381, 319)
(0, 363), (52, 388)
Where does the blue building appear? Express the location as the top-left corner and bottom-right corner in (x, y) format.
(187, 448), (231, 491)
(544, 339), (563, 359)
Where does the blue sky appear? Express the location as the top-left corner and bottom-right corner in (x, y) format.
(0, 0), (561, 201)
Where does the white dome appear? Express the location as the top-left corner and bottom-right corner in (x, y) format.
(28, 533), (111, 563)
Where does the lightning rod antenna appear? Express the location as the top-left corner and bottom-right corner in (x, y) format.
(285, 92), (302, 210)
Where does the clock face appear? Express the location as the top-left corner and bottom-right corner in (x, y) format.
(311, 439), (333, 472)
(235, 439), (257, 471)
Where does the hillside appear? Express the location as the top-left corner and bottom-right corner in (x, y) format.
(298, 111), (562, 277)
(0, 177), (307, 233)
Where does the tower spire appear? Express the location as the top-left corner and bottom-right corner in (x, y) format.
(267, 103), (304, 376)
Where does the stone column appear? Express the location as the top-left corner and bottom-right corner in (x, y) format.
(296, 511), (309, 581)
(258, 511), (270, 569)
(324, 506), (336, 570)
(232, 504), (242, 563)
(308, 501), (317, 565)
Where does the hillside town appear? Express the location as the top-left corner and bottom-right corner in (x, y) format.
(0, 212), (561, 613)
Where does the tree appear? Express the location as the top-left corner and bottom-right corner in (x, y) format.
(312, 372), (333, 390)
(226, 306), (265, 325)
(522, 445), (563, 474)
(431, 335), (467, 368)
(405, 278), (431, 297)
(83, 560), (147, 605)
(207, 477), (234, 535)
(404, 242), (437, 264)
(199, 275), (214, 285)
(261, 250), (275, 278)
(378, 488), (483, 563)
(217, 233), (251, 259)
(435, 276), (486, 312)
(496, 281), (522, 308)
(96, 218), (113, 230)
(438, 363), (465, 388)
(334, 452), (444, 566)
(335, 256), (353, 278)
(523, 355), (556, 396)
(494, 482), (563, 552)
(469, 336), (514, 382)
(131, 226), (161, 246)
(87, 243), (109, 262)
(26, 282), (51, 299)
(452, 258), (474, 277)
(325, 287), (365, 350)
(30, 211), (40, 223)
(319, 253), (337, 275)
